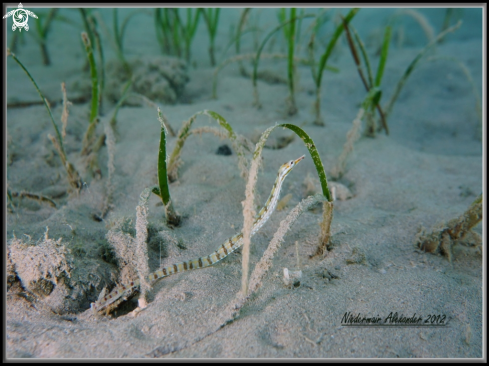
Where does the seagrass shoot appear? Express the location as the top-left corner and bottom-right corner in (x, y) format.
(155, 8), (202, 63)
(79, 9), (105, 109)
(278, 7), (299, 115)
(308, 8), (358, 126)
(342, 17), (390, 136)
(251, 12), (315, 109)
(348, 19), (463, 134)
(31, 8), (58, 65)
(7, 49), (83, 191)
(202, 8), (221, 66)
(145, 108), (251, 227)
(111, 8), (145, 71)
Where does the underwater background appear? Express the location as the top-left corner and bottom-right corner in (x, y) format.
(5, 6), (484, 358)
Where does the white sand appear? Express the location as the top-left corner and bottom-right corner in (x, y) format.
(6, 7), (483, 359)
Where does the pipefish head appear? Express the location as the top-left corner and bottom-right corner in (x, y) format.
(279, 155), (305, 178)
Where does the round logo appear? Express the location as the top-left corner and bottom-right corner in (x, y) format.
(3, 3), (38, 32)
(12, 8), (29, 31)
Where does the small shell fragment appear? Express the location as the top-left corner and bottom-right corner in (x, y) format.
(329, 182), (353, 201)
(283, 268), (302, 287)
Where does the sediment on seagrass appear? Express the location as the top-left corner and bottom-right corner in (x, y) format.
(135, 188), (152, 300)
(240, 153), (261, 297)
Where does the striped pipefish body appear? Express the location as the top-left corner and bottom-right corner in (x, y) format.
(92, 155), (305, 313)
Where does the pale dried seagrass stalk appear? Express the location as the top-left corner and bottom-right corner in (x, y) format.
(135, 188), (152, 299)
(330, 107), (364, 180)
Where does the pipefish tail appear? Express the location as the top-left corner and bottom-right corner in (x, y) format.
(92, 155), (305, 313)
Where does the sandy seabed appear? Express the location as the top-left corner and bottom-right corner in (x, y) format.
(5, 7), (484, 359)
